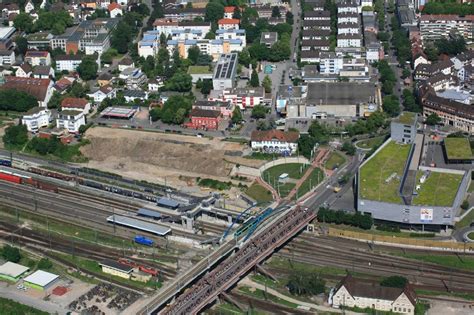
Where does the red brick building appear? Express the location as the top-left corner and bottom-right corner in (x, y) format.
(185, 108), (222, 130)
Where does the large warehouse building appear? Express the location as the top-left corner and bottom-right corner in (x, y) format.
(356, 113), (471, 230)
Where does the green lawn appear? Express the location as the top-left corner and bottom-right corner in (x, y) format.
(359, 141), (411, 203)
(444, 137), (473, 160)
(396, 112), (416, 125)
(456, 208), (474, 229)
(245, 182), (273, 204)
(324, 152), (346, 170)
(187, 65), (212, 74)
(356, 136), (386, 149)
(263, 163), (308, 181)
(467, 232), (474, 240)
(277, 183), (296, 198)
(396, 253), (474, 271)
(412, 171), (463, 207)
(296, 168), (324, 198)
(469, 181), (474, 193)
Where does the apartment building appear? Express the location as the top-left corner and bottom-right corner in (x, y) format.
(55, 54), (82, 72)
(22, 107), (51, 132)
(420, 15), (474, 44)
(337, 33), (362, 48)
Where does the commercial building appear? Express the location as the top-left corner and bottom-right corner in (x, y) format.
(420, 15), (474, 44)
(212, 53), (238, 90)
(100, 106), (137, 119)
(185, 108), (222, 130)
(99, 259), (133, 279)
(56, 110), (86, 133)
(305, 82), (379, 117)
(3, 76), (53, 107)
(250, 130), (299, 155)
(55, 54), (82, 72)
(332, 275), (416, 315)
(166, 38), (245, 61)
(0, 262), (29, 282)
(153, 19), (211, 37)
(193, 100), (234, 118)
(209, 87), (265, 109)
(187, 65), (213, 83)
(391, 112), (418, 144)
(23, 270), (59, 290)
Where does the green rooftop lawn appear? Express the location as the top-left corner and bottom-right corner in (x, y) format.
(187, 65), (213, 74)
(359, 141), (411, 203)
(412, 171), (463, 207)
(445, 138), (473, 160)
(396, 112), (416, 125)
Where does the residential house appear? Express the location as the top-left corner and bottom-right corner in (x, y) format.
(250, 130), (299, 155)
(15, 63), (32, 78)
(88, 85), (116, 103)
(32, 66), (54, 79)
(223, 6), (235, 19)
(2, 76), (53, 107)
(301, 29), (331, 40)
(123, 90), (148, 102)
(420, 15), (474, 44)
(260, 32), (278, 48)
(300, 50), (321, 63)
(61, 97), (91, 115)
(163, 7), (206, 22)
(331, 275), (416, 315)
(185, 108), (222, 130)
(97, 72), (113, 86)
(304, 10), (330, 21)
(337, 34), (362, 48)
(108, 2), (122, 18)
(56, 110), (86, 133)
(217, 18), (239, 30)
(148, 78), (163, 91)
(21, 107), (51, 132)
(25, 51), (51, 66)
(301, 40), (330, 51)
(0, 49), (14, 65)
(24, 0), (35, 13)
(118, 57), (134, 71)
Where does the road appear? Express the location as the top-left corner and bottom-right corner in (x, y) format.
(383, 2), (403, 105)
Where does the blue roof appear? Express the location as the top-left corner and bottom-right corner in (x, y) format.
(185, 39), (197, 45)
(210, 39), (223, 44)
(229, 39), (242, 44)
(143, 34), (158, 40)
(167, 40), (178, 45)
(157, 198), (180, 208)
(107, 215), (171, 236)
(137, 208), (162, 219)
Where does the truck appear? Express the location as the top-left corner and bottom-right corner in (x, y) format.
(134, 235), (154, 246)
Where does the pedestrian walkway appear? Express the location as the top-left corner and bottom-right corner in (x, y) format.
(255, 176), (281, 203)
(285, 149), (331, 201)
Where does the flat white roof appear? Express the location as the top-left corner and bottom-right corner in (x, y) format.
(0, 262), (29, 278)
(24, 270), (59, 287)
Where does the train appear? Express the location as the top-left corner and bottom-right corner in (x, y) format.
(134, 235), (154, 246)
(0, 170), (59, 192)
(0, 159), (12, 167)
(117, 258), (159, 277)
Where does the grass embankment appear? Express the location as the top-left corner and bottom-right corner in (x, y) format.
(356, 136), (386, 149)
(394, 253), (474, 271)
(324, 151), (346, 170)
(245, 182), (273, 204)
(239, 285), (298, 308)
(456, 208), (474, 229)
(0, 297), (49, 315)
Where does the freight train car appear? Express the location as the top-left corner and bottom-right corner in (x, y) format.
(0, 170), (59, 193)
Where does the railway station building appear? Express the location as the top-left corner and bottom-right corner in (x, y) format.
(99, 259), (133, 279)
(0, 262), (29, 282)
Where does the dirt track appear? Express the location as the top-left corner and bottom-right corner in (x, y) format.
(81, 127), (253, 188)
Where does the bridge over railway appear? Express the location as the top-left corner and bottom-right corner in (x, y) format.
(138, 204), (315, 315)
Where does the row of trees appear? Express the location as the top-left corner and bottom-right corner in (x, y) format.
(297, 121), (331, 159)
(317, 207), (373, 230)
(422, 2), (474, 15)
(390, 16), (411, 65)
(111, 12), (146, 54)
(376, 60), (400, 117)
(14, 10), (73, 34)
(0, 90), (38, 112)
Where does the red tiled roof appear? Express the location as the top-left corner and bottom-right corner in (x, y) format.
(2, 76), (51, 101)
(61, 97), (89, 109)
(25, 50), (49, 58)
(251, 130), (299, 143)
(218, 18), (240, 25)
(224, 6), (235, 13)
(190, 108), (221, 118)
(108, 2), (121, 11)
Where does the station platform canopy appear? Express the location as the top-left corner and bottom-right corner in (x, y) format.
(107, 215), (171, 236)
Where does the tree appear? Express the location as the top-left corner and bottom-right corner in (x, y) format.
(48, 91), (63, 109)
(200, 79), (213, 95)
(164, 72), (192, 92)
(15, 37), (28, 55)
(435, 35), (466, 56)
(287, 271), (325, 296)
(111, 21), (134, 54)
(285, 11), (294, 24)
(377, 32), (390, 42)
(262, 75), (272, 93)
(424, 44), (438, 62)
(232, 7), (241, 19)
(77, 55), (98, 81)
(401, 68), (411, 79)
(461, 200), (470, 211)
(205, 2), (224, 23)
(425, 113), (441, 126)
(149, 107), (162, 121)
(382, 95), (400, 117)
(3, 125), (28, 147)
(204, 31), (215, 39)
(268, 39), (291, 62)
(37, 258), (53, 270)
(380, 276), (408, 288)
(402, 89), (420, 112)
(382, 80), (394, 95)
(1, 245), (21, 263)
(160, 95), (193, 124)
(250, 69), (260, 87)
(248, 43), (269, 61)
(187, 45), (201, 65)
(341, 142), (356, 156)
(13, 13), (34, 33)
(271, 6), (281, 18)
(251, 105), (267, 119)
(231, 106), (242, 124)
